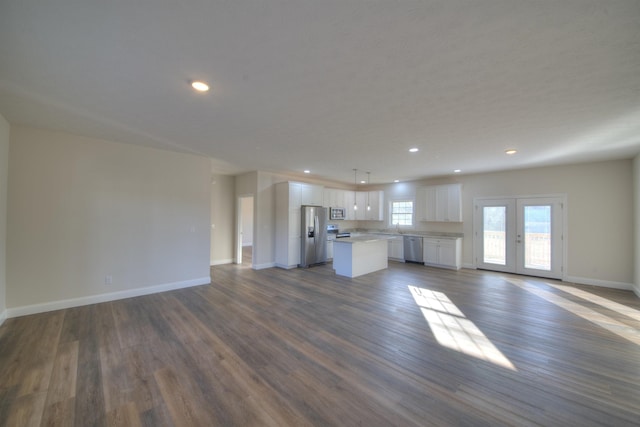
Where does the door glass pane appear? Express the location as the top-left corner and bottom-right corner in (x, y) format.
(483, 207), (506, 265)
(524, 205), (551, 270)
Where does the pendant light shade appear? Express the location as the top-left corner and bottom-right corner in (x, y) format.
(366, 172), (371, 211)
(353, 169), (358, 211)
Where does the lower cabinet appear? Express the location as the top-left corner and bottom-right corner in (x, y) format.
(388, 236), (404, 261)
(288, 236), (301, 268)
(327, 239), (334, 260)
(423, 238), (462, 270)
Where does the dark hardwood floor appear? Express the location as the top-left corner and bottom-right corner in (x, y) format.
(1, 261), (640, 426)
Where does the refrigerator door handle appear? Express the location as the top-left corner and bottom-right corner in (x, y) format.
(314, 216), (319, 245)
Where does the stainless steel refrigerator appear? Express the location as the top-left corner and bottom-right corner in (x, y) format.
(300, 205), (328, 267)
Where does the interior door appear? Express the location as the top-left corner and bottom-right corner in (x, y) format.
(474, 197), (564, 279)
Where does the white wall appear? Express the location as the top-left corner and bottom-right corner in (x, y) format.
(7, 127), (211, 314)
(235, 160), (634, 290)
(235, 171), (258, 264)
(0, 115), (9, 324)
(460, 161), (633, 287)
(241, 197), (253, 246)
(362, 160), (634, 288)
(210, 173), (235, 265)
(236, 171), (350, 270)
(254, 171), (277, 268)
(633, 155), (640, 297)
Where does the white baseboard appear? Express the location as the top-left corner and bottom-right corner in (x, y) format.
(254, 262), (276, 270)
(275, 263), (297, 270)
(0, 309), (7, 327)
(6, 276), (211, 318)
(564, 275), (634, 291)
(464, 266), (634, 293)
(210, 258), (233, 266)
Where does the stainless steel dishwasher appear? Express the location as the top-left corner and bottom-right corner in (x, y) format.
(403, 235), (423, 263)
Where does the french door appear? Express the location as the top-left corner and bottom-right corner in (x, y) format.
(474, 197), (564, 279)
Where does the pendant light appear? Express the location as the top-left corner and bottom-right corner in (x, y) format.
(366, 172), (371, 211)
(353, 169), (358, 211)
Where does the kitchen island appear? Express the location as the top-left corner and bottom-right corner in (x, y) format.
(333, 235), (394, 278)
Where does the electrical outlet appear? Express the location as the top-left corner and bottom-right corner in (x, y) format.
(105, 275), (113, 285)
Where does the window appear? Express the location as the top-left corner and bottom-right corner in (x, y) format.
(390, 200), (414, 226)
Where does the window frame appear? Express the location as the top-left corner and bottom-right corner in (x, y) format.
(389, 199), (415, 229)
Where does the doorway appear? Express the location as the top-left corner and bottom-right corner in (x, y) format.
(474, 196), (565, 279)
(237, 195), (254, 266)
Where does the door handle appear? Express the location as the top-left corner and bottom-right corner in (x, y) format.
(314, 216), (318, 243)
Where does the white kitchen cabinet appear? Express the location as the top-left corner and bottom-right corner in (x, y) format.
(423, 237), (462, 270)
(323, 188), (331, 207)
(344, 190), (358, 220)
(323, 188), (383, 221)
(323, 188), (339, 208)
(301, 183), (324, 206)
(324, 188), (346, 209)
(422, 184), (462, 222)
(275, 182), (303, 269)
(387, 236), (404, 261)
(422, 186), (437, 221)
(353, 191), (384, 221)
(355, 192), (367, 220)
(365, 190), (384, 221)
(445, 184), (462, 221)
(327, 239), (334, 260)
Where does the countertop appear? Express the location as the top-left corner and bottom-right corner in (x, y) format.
(344, 230), (463, 240)
(333, 234), (397, 244)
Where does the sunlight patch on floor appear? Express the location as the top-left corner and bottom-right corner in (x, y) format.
(545, 283), (640, 322)
(507, 278), (640, 346)
(408, 286), (517, 371)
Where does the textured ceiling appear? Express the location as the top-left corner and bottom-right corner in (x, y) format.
(1, 1), (639, 184)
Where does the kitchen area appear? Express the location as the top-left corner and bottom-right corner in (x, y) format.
(275, 181), (463, 279)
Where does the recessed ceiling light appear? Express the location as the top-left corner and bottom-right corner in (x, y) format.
(505, 149), (517, 155)
(394, 179), (400, 183)
(360, 180), (366, 184)
(409, 148), (419, 153)
(191, 80), (210, 92)
(453, 169), (461, 173)
(303, 170), (310, 174)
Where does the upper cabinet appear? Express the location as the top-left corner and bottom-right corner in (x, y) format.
(420, 184), (462, 222)
(323, 188), (341, 208)
(355, 192), (367, 220)
(345, 191), (357, 220)
(361, 190), (384, 221)
(343, 190), (384, 221)
(300, 183), (324, 206)
(320, 186), (385, 221)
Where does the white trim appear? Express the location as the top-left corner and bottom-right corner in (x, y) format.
(472, 194), (567, 280)
(388, 198), (416, 229)
(253, 262), (276, 270)
(0, 309), (7, 326)
(210, 258), (234, 266)
(462, 263), (476, 269)
(564, 275), (634, 291)
(275, 263), (297, 269)
(633, 286), (640, 299)
(6, 276), (211, 318)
